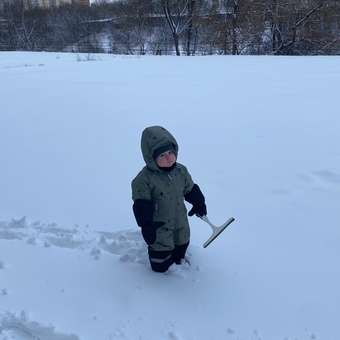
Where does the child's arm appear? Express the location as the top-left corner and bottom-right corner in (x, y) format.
(185, 184), (207, 217)
(181, 165), (207, 217)
(131, 175), (152, 224)
(131, 176), (163, 245)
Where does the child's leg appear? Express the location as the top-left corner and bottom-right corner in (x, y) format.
(173, 225), (190, 264)
(173, 242), (189, 264)
(148, 247), (174, 273)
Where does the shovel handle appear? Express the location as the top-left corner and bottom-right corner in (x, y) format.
(198, 215), (217, 231)
(199, 215), (235, 231)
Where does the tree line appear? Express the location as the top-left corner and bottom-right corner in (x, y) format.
(0, 0), (339, 55)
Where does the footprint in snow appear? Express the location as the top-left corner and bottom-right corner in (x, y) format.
(165, 252), (200, 279)
(297, 170), (340, 191)
(0, 218), (200, 270)
(99, 230), (148, 265)
(0, 311), (79, 340)
(168, 331), (183, 340)
(270, 188), (290, 196)
(297, 173), (314, 183)
(313, 169), (340, 184)
(0, 289), (8, 296)
(226, 328), (235, 335)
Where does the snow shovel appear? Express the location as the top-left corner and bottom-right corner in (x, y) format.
(199, 215), (235, 248)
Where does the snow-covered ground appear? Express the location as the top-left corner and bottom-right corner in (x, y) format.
(0, 51), (339, 340)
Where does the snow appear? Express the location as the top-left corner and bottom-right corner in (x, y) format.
(0, 51), (340, 340)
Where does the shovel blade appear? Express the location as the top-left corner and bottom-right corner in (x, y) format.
(203, 217), (235, 248)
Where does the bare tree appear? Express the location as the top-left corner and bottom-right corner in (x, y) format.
(1, 0), (339, 55)
(185, 0), (196, 55)
(274, 1), (325, 54)
(260, 0), (329, 55)
(161, 0), (196, 56)
(4, 0), (37, 50)
(116, 0), (154, 54)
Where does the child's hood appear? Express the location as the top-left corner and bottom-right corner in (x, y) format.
(141, 126), (179, 172)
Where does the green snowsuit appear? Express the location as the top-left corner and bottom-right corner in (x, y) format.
(131, 126), (194, 252)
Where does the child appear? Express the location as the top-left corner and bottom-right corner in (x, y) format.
(131, 126), (207, 273)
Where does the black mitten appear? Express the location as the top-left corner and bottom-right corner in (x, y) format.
(133, 200), (166, 245)
(141, 222), (165, 245)
(185, 184), (207, 217)
(188, 203), (207, 217)
(133, 199), (153, 227)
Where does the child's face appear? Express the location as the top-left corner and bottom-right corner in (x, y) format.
(156, 150), (176, 168)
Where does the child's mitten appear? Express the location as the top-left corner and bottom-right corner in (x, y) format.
(185, 184), (207, 217)
(141, 222), (165, 245)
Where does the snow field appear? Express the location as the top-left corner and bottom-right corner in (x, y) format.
(1, 51), (340, 340)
